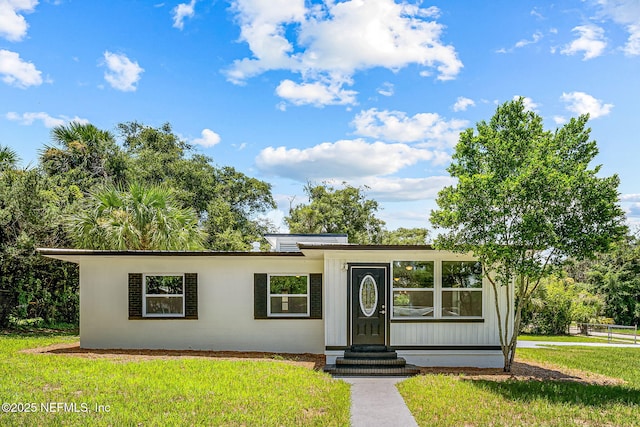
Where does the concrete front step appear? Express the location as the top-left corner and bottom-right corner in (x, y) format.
(336, 357), (407, 366)
(349, 344), (390, 352)
(343, 350), (398, 359)
(325, 345), (420, 377)
(324, 364), (421, 376)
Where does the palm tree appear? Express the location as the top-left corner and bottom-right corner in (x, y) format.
(41, 122), (126, 185)
(0, 145), (19, 172)
(68, 182), (206, 250)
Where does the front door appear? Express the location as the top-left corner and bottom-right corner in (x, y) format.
(350, 266), (387, 345)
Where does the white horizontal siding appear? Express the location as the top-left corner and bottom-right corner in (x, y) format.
(324, 257), (347, 346)
(322, 249), (511, 349)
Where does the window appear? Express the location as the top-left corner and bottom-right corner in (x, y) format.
(392, 261), (434, 318)
(143, 274), (185, 317)
(268, 274), (309, 317)
(441, 261), (483, 317)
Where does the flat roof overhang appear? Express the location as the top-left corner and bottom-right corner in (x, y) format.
(38, 244), (438, 263)
(37, 248), (305, 264)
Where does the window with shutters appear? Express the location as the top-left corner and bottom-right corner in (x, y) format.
(129, 273), (197, 320)
(254, 273), (322, 319)
(268, 274), (309, 317)
(143, 274), (185, 317)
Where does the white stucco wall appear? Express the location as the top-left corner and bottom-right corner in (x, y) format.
(65, 246), (514, 366)
(78, 256), (324, 353)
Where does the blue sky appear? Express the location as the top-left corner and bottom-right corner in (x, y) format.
(1, 0), (639, 232)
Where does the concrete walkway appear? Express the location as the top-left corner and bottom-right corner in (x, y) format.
(518, 340), (640, 348)
(341, 342), (639, 427)
(342, 377), (418, 427)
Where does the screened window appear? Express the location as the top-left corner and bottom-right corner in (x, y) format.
(268, 275), (309, 317)
(441, 261), (483, 317)
(392, 261), (434, 318)
(143, 274), (185, 317)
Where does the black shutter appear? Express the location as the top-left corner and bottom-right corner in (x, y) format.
(310, 273), (322, 319)
(128, 273), (143, 319)
(254, 273), (268, 319)
(184, 273), (198, 319)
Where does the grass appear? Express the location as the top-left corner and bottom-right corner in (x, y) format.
(398, 346), (640, 426)
(519, 333), (639, 344)
(0, 333), (350, 426)
(518, 334), (607, 343)
(608, 327), (638, 336)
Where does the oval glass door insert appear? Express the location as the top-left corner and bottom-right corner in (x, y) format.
(359, 274), (378, 317)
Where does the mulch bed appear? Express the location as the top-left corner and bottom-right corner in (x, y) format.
(22, 342), (624, 385)
(22, 342), (326, 370)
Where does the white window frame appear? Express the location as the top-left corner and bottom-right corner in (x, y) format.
(440, 261), (483, 318)
(391, 261), (435, 320)
(142, 273), (185, 318)
(267, 274), (310, 317)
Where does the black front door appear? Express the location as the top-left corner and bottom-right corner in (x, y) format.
(351, 266), (386, 345)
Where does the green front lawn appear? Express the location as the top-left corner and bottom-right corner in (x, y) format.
(518, 334), (609, 343)
(399, 346), (640, 426)
(519, 333), (639, 344)
(0, 334), (350, 426)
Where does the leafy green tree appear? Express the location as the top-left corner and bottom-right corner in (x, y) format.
(430, 98), (626, 371)
(571, 283), (604, 325)
(0, 168), (78, 327)
(521, 277), (603, 334)
(118, 122), (276, 249)
(0, 145), (19, 172)
(381, 227), (430, 245)
(68, 182), (206, 250)
(286, 182), (385, 244)
(522, 277), (574, 335)
(203, 197), (275, 251)
(581, 235), (640, 326)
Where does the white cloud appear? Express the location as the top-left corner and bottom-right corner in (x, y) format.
(620, 194), (640, 202)
(497, 31), (543, 53)
(553, 115), (567, 125)
(172, 0), (196, 30)
(561, 91), (613, 118)
(514, 95), (539, 112)
(530, 8), (544, 20)
(102, 51), (144, 92)
(377, 82), (394, 97)
(351, 108), (467, 147)
(256, 139), (446, 181)
(593, 0), (640, 56)
(515, 31), (543, 48)
(226, 0), (462, 106)
(0, 0), (38, 41)
(275, 79), (357, 106)
(0, 49), (42, 87)
(6, 111), (88, 128)
(360, 176), (456, 202)
(192, 128), (221, 147)
(452, 96), (474, 112)
(561, 25), (607, 60)
(625, 24), (640, 55)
